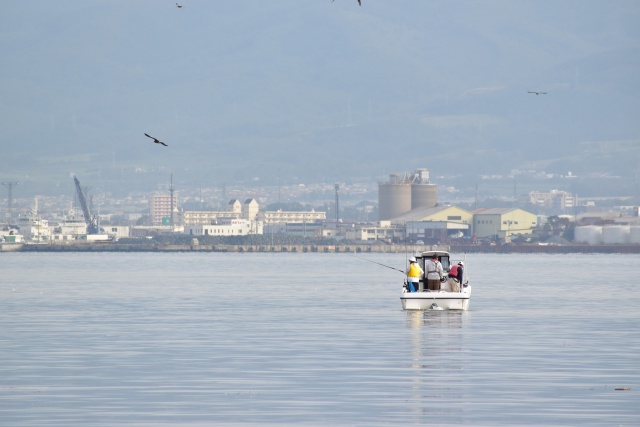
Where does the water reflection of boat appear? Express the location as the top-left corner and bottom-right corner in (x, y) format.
(401, 250), (471, 310)
(405, 310), (468, 419)
(406, 309), (468, 330)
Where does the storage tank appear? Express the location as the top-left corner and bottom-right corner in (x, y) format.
(411, 183), (438, 209)
(574, 226), (602, 245)
(630, 226), (640, 244)
(602, 225), (630, 244)
(410, 168), (438, 209)
(378, 174), (412, 220)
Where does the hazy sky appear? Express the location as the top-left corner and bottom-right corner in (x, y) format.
(2, 1), (639, 195)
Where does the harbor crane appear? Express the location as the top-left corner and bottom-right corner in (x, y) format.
(73, 175), (99, 234)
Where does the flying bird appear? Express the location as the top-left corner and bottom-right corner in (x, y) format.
(528, 91), (547, 95)
(144, 133), (168, 146)
(176, 3), (183, 8)
(332, 0), (361, 5)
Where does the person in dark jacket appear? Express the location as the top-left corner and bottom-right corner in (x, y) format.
(447, 263), (460, 292)
(456, 261), (464, 285)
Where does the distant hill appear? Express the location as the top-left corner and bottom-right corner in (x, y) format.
(1, 1), (638, 197)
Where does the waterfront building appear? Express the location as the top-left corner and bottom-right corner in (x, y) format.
(50, 216), (87, 241)
(149, 193), (179, 226)
(529, 189), (576, 212)
(473, 208), (538, 241)
(390, 205), (473, 243)
(130, 226), (174, 238)
(0, 227), (23, 244)
(17, 216), (50, 242)
(266, 221), (324, 237)
(183, 211), (241, 227)
(242, 199), (259, 221)
(183, 198), (259, 226)
(102, 226), (130, 239)
(257, 209), (326, 225)
(186, 218), (253, 236)
(183, 210), (240, 226)
(344, 221), (404, 242)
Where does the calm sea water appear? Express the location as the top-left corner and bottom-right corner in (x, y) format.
(1, 252), (638, 426)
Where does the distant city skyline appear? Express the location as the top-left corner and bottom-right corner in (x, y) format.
(2, 170), (637, 226)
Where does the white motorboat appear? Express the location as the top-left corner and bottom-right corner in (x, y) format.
(400, 250), (471, 310)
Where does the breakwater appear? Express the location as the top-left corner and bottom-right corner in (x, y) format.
(12, 242), (640, 253)
(18, 243), (433, 253)
(451, 244), (640, 254)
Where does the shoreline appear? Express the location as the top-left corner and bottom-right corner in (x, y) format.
(5, 242), (640, 254)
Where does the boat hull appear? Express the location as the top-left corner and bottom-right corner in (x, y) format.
(400, 286), (471, 310)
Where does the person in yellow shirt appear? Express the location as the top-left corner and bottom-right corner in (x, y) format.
(405, 257), (424, 292)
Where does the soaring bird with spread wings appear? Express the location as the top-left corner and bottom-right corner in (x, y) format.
(332, 0), (361, 5)
(144, 133), (168, 147)
(528, 91), (547, 95)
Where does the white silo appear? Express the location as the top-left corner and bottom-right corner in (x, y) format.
(409, 168), (437, 210)
(602, 225), (630, 244)
(574, 226), (602, 245)
(378, 174), (412, 221)
(629, 226), (640, 244)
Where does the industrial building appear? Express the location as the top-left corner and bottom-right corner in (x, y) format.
(378, 165), (539, 242)
(574, 225), (640, 245)
(378, 168), (437, 221)
(382, 206), (473, 243)
(391, 206), (474, 243)
(377, 168), (477, 242)
(473, 208), (538, 241)
(344, 221), (404, 242)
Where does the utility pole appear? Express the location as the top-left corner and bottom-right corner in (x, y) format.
(2, 181), (19, 223)
(278, 175), (281, 206)
(169, 173), (174, 230)
(222, 182), (226, 209)
(474, 183), (478, 210)
(334, 183), (340, 223)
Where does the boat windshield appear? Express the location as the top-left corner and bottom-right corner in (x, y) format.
(418, 255), (450, 271)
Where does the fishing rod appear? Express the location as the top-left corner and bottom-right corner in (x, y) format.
(350, 254), (406, 274)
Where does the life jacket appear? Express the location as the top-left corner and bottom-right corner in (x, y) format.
(449, 264), (459, 276)
(408, 263), (422, 278)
